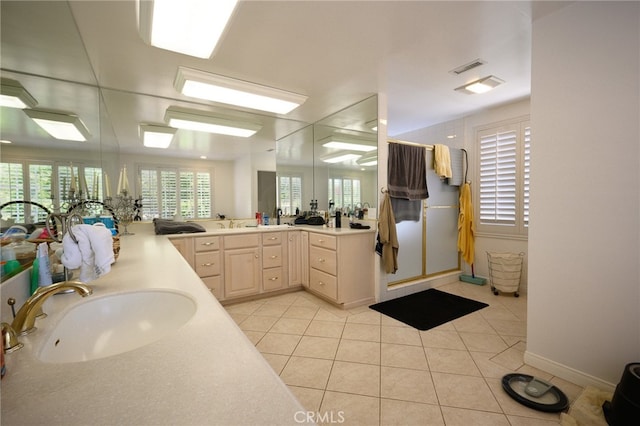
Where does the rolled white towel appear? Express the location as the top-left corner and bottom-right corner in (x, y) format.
(61, 224), (114, 282)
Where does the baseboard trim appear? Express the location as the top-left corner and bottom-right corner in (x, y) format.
(524, 351), (616, 393)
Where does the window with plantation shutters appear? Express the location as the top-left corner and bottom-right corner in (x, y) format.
(140, 166), (213, 220)
(476, 118), (530, 236)
(1, 160), (100, 221)
(277, 175), (302, 216)
(328, 177), (361, 210)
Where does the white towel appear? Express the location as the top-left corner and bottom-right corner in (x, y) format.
(61, 223), (114, 282)
(434, 144), (453, 179)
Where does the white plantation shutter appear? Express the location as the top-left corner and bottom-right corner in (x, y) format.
(479, 128), (517, 225)
(477, 119), (530, 236)
(277, 175), (302, 215)
(196, 172), (211, 218)
(140, 167), (213, 219)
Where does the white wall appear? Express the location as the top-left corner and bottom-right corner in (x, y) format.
(462, 99), (530, 292)
(527, 1), (640, 388)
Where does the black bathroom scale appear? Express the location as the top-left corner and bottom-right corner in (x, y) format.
(502, 373), (569, 413)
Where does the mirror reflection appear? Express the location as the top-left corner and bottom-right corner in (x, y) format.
(313, 95), (378, 217)
(274, 95), (378, 221)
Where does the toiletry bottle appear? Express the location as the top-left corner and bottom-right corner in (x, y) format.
(335, 209), (341, 228)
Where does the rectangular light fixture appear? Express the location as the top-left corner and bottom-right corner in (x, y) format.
(321, 152), (362, 164)
(356, 153), (378, 167)
(24, 109), (91, 141)
(137, 0), (238, 59)
(140, 124), (176, 148)
(321, 136), (377, 152)
(455, 75), (504, 95)
(175, 67), (307, 114)
(164, 106), (261, 137)
(1, 78), (37, 109)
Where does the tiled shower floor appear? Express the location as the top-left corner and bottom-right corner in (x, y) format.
(224, 281), (583, 425)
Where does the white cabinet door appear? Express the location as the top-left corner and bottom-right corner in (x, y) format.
(224, 247), (261, 298)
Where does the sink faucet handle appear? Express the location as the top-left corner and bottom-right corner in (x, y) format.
(1, 322), (23, 353)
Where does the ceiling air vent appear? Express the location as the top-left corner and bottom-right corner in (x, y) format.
(450, 59), (486, 75)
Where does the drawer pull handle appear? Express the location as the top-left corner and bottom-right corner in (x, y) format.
(270, 255), (278, 259)
(269, 277), (278, 281)
(318, 281), (325, 286)
(268, 237), (277, 240)
(318, 239), (325, 243)
(318, 258), (325, 263)
(255, 254), (259, 258)
(201, 242), (215, 246)
(201, 262), (214, 267)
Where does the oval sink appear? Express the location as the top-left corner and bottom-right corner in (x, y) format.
(38, 289), (196, 363)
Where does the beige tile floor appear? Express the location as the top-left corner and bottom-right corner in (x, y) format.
(224, 281), (583, 425)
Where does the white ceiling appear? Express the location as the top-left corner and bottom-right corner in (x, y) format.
(1, 0), (539, 161)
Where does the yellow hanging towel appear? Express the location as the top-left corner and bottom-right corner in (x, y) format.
(457, 182), (475, 265)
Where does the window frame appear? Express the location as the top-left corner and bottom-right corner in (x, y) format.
(474, 116), (530, 238)
(277, 174), (303, 216)
(138, 164), (214, 220)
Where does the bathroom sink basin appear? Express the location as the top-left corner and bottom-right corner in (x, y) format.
(37, 289), (196, 363)
(257, 224), (291, 229)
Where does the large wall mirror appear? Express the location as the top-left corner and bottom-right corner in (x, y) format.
(275, 95), (378, 217)
(1, 1), (309, 221)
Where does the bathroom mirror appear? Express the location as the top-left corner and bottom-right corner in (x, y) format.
(1, 1), (309, 219)
(313, 95), (378, 214)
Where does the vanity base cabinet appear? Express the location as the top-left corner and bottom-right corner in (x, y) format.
(193, 236), (223, 300)
(308, 231), (375, 308)
(169, 237), (194, 268)
(224, 234), (261, 299)
(287, 230), (304, 287)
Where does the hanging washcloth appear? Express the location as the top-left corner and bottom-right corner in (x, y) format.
(434, 144), (453, 179)
(378, 192), (399, 274)
(448, 148), (464, 186)
(457, 182), (475, 265)
(61, 223), (114, 282)
(388, 142), (428, 222)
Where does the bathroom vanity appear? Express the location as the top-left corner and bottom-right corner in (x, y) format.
(169, 225), (376, 309)
(0, 224), (310, 425)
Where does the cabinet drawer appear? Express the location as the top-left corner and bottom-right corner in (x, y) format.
(194, 236), (220, 252)
(262, 245), (283, 268)
(262, 267), (284, 291)
(195, 252), (221, 277)
(309, 246), (337, 276)
(224, 233), (260, 250)
(309, 232), (337, 250)
(309, 268), (337, 300)
(201, 275), (223, 300)
(262, 232), (283, 245)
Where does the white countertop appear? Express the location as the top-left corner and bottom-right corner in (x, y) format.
(1, 223), (309, 426)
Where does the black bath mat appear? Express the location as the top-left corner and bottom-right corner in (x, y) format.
(369, 289), (488, 331)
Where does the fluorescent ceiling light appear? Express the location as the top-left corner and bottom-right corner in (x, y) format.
(356, 153), (378, 167)
(0, 78), (37, 109)
(321, 152), (362, 164)
(164, 106), (261, 137)
(455, 75), (504, 95)
(24, 109), (91, 141)
(138, 0), (238, 59)
(366, 119), (378, 132)
(321, 136), (377, 152)
(175, 67), (307, 114)
(140, 124), (176, 148)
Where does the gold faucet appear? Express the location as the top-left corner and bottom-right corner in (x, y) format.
(11, 280), (92, 335)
